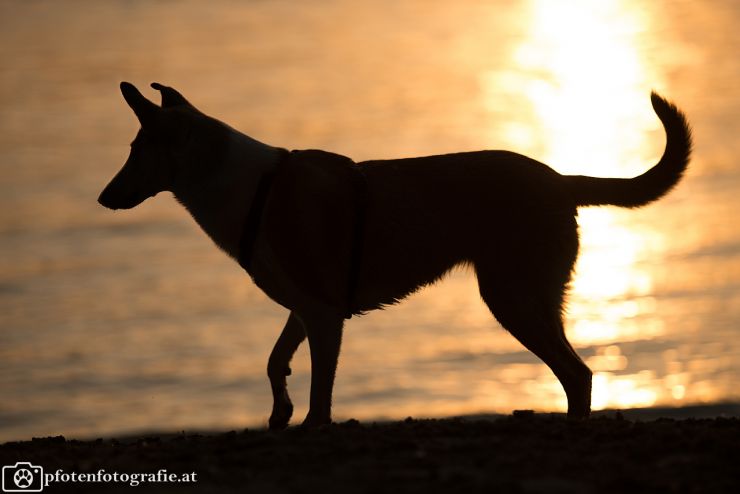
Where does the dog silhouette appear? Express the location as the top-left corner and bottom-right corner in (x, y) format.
(99, 82), (691, 428)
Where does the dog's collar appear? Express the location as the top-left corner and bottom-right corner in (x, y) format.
(237, 148), (291, 274)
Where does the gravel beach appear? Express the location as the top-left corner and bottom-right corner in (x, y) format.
(2, 407), (738, 493)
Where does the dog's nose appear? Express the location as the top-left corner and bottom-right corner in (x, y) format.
(98, 187), (117, 210)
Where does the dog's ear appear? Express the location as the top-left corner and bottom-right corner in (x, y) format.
(120, 82), (159, 127)
(150, 82), (192, 108)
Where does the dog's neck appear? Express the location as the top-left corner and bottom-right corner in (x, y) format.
(173, 127), (283, 259)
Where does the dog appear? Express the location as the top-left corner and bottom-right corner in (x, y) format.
(99, 82), (691, 428)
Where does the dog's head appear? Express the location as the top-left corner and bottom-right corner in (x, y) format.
(99, 82), (198, 210)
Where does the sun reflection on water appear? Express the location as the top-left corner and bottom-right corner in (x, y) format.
(480, 0), (686, 411)
(512, 0), (657, 175)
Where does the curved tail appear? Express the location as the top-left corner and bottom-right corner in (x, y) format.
(564, 92), (692, 208)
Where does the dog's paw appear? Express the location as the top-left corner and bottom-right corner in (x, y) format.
(300, 412), (332, 429)
(268, 401), (294, 430)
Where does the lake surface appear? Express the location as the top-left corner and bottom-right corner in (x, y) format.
(1, 0), (739, 442)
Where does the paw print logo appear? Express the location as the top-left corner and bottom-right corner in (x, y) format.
(13, 470), (33, 489)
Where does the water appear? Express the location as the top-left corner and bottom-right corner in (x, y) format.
(1, 0), (739, 442)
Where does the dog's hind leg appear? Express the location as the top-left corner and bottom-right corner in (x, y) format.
(476, 268), (592, 419)
(295, 310), (345, 428)
(267, 311), (306, 430)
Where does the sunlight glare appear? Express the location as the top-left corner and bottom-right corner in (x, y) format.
(483, 0), (662, 176)
(515, 0), (657, 176)
(484, 0), (670, 350)
(592, 371), (659, 410)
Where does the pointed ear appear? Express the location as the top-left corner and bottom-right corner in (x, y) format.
(150, 82), (192, 108)
(120, 82), (159, 126)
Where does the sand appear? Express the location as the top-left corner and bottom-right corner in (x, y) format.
(1, 408), (738, 493)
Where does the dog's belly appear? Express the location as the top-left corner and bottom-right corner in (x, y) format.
(354, 151), (577, 311)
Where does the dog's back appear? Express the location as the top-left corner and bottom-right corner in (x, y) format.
(356, 151), (577, 310)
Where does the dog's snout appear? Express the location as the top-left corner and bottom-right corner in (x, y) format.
(98, 182), (152, 210)
(98, 183), (126, 210)
(98, 188), (115, 210)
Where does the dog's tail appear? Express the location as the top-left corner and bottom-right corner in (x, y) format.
(564, 92), (692, 208)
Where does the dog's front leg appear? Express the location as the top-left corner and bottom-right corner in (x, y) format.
(267, 311), (306, 430)
(297, 310), (345, 428)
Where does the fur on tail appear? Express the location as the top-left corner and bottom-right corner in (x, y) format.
(565, 92), (692, 208)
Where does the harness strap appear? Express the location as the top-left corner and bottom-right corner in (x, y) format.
(237, 149), (367, 320)
(345, 165), (367, 319)
(236, 148), (289, 273)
